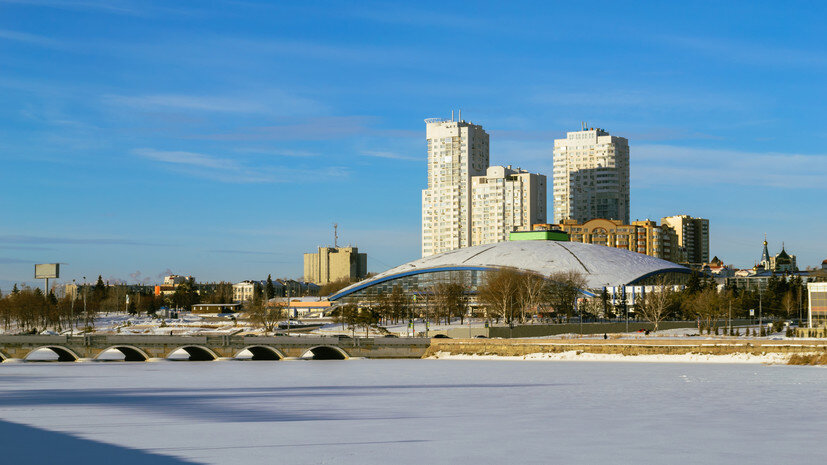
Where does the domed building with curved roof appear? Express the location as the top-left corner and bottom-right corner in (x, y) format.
(330, 239), (689, 302)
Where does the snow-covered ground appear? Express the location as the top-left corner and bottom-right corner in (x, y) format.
(429, 350), (793, 364)
(1, 360), (825, 465)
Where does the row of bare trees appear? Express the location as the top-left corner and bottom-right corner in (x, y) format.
(477, 269), (587, 325)
(0, 287), (96, 333)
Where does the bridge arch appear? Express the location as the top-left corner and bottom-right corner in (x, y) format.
(234, 345), (284, 361)
(302, 345), (349, 360)
(167, 345), (219, 361)
(94, 346), (150, 362)
(24, 346), (80, 362)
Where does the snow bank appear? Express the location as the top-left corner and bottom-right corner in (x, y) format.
(428, 350), (792, 364)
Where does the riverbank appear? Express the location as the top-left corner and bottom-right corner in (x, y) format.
(425, 338), (827, 364)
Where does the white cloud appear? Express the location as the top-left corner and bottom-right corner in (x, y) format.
(105, 91), (324, 116)
(360, 150), (419, 162)
(133, 148), (237, 170)
(0, 29), (64, 48)
(663, 35), (827, 68)
(633, 145), (827, 190)
(132, 148), (349, 184)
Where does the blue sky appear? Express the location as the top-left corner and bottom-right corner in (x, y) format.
(1, 0), (826, 291)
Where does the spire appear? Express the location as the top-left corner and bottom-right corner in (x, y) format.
(760, 236), (770, 263)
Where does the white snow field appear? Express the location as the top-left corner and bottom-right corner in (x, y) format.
(0, 360), (825, 465)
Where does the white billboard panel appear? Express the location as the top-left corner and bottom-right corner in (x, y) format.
(34, 263), (59, 279)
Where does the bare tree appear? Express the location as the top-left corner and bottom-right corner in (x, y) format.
(517, 272), (547, 323)
(332, 303), (360, 336)
(477, 269), (521, 325)
(638, 277), (675, 332)
(249, 299), (287, 333)
(684, 287), (727, 333)
(545, 271), (587, 320)
(782, 291), (796, 319)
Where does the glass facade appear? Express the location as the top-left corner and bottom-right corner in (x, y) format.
(809, 283), (827, 327)
(333, 267), (688, 305)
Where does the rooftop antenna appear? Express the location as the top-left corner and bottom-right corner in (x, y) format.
(459, 109), (461, 121)
(333, 223), (339, 248)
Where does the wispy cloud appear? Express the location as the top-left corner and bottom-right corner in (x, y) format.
(348, 5), (488, 30)
(197, 116), (374, 141)
(133, 148), (237, 170)
(633, 145), (827, 190)
(104, 91), (324, 116)
(0, 235), (165, 246)
(0, 257), (32, 264)
(0, 245), (55, 251)
(663, 35), (827, 68)
(533, 89), (743, 110)
(0, 0), (139, 14)
(133, 148), (350, 184)
(0, 29), (64, 48)
(360, 150), (419, 161)
(234, 148), (318, 158)
(105, 94), (269, 114)
(209, 249), (286, 256)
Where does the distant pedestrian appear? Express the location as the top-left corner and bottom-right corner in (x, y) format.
(603, 333), (608, 340)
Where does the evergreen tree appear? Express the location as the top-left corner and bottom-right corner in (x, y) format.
(265, 274), (275, 300)
(601, 288), (610, 319)
(685, 272), (702, 295)
(12, 283), (19, 294)
(93, 275), (107, 300)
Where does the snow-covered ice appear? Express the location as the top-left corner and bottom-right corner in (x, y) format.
(1, 360), (825, 464)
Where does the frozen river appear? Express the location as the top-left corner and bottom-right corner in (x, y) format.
(1, 360), (825, 465)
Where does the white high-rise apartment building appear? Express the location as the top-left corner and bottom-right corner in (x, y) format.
(422, 114), (546, 257)
(552, 126), (629, 224)
(471, 166), (546, 246)
(422, 116), (489, 257)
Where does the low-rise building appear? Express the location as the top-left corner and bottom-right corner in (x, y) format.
(191, 303), (242, 314)
(232, 281), (260, 303)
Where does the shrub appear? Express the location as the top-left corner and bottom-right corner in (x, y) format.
(788, 354), (827, 365)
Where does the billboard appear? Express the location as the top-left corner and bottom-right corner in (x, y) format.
(34, 263), (60, 279)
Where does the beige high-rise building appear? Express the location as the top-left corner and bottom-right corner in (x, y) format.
(303, 246), (367, 286)
(421, 114), (546, 257)
(421, 115), (490, 257)
(552, 126), (630, 224)
(660, 215), (709, 265)
(471, 166), (546, 246)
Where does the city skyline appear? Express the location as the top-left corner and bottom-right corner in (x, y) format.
(2, 1), (827, 291)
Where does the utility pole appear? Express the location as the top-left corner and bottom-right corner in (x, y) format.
(82, 276), (87, 329)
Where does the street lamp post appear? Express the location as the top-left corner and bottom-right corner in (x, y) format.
(759, 291), (763, 337)
(70, 279), (76, 336)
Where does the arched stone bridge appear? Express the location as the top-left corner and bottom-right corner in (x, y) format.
(0, 335), (430, 362)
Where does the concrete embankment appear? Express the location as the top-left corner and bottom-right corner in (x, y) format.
(425, 338), (827, 360)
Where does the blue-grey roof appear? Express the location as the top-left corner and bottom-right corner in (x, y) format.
(331, 240), (688, 299)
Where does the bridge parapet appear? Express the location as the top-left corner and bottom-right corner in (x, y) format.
(0, 334), (431, 361)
